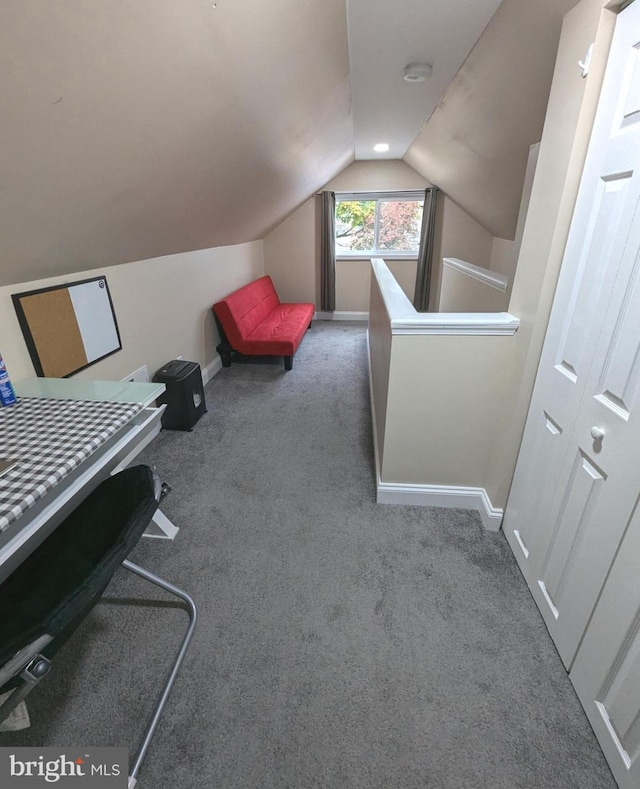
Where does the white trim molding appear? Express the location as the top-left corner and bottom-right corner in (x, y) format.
(201, 356), (222, 385)
(391, 313), (519, 335)
(371, 257), (519, 336)
(376, 480), (504, 531)
(443, 257), (508, 292)
(337, 254), (418, 262)
(314, 311), (369, 321)
(336, 189), (425, 201)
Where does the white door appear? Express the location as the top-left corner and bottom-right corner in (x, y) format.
(570, 501), (640, 789)
(503, 0), (640, 669)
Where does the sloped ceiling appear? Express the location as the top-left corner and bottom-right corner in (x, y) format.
(404, 0), (578, 240)
(1, 0), (580, 288)
(347, 0), (503, 160)
(0, 0), (353, 286)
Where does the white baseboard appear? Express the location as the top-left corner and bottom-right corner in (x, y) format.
(376, 481), (503, 531)
(366, 330), (503, 531)
(201, 356), (223, 385)
(315, 311), (368, 321)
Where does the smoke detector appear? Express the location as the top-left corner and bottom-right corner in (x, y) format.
(403, 62), (433, 82)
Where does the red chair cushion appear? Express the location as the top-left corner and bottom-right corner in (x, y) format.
(213, 276), (281, 348)
(241, 303), (315, 356)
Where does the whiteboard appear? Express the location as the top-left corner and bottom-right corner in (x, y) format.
(12, 276), (122, 378)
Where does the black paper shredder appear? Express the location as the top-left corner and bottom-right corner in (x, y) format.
(153, 360), (206, 431)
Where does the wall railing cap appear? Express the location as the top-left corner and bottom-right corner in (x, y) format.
(371, 257), (519, 337)
(442, 257), (508, 292)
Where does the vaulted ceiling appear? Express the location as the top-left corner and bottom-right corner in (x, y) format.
(0, 0), (353, 286)
(0, 0), (578, 287)
(405, 0), (578, 239)
(346, 0), (503, 159)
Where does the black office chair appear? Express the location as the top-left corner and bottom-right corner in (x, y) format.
(0, 465), (197, 789)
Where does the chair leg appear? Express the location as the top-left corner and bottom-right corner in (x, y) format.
(216, 342), (233, 368)
(284, 356), (293, 371)
(0, 656), (51, 725)
(0, 634), (54, 728)
(122, 559), (197, 789)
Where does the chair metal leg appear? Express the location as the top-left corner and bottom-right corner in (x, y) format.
(0, 635), (54, 727)
(121, 559), (197, 789)
(142, 509), (180, 541)
(0, 635), (53, 691)
(0, 659), (49, 724)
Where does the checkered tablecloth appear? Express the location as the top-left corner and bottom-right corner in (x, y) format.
(0, 396), (143, 532)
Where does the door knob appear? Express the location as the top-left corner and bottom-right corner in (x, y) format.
(590, 426), (605, 440)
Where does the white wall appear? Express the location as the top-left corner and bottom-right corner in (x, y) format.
(368, 274), (393, 455)
(382, 333), (513, 488)
(438, 265), (509, 313)
(431, 196), (494, 310)
(487, 142), (541, 300)
(490, 238), (517, 281)
(430, 143), (539, 313)
(0, 241), (264, 383)
(262, 199), (317, 304)
(336, 259), (418, 311)
(325, 160), (429, 193)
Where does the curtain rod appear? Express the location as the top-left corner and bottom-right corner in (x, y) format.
(314, 189), (428, 198)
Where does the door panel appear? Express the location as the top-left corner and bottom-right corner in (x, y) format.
(538, 449), (606, 614)
(587, 201), (640, 429)
(571, 498), (640, 789)
(533, 434), (640, 666)
(509, 408), (564, 561)
(553, 173), (632, 392)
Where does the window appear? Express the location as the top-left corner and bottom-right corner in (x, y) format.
(335, 191), (424, 258)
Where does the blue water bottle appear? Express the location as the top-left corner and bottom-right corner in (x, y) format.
(0, 353), (17, 406)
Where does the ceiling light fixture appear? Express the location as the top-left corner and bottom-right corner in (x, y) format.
(373, 143), (389, 153)
(403, 62), (433, 82)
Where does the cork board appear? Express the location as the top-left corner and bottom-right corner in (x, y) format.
(12, 276), (122, 378)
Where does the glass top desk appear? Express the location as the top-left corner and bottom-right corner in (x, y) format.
(0, 378), (175, 584)
(15, 378), (163, 407)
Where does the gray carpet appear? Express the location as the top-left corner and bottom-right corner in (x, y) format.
(1, 322), (616, 788)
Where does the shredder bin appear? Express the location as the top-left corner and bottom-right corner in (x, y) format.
(153, 359), (206, 431)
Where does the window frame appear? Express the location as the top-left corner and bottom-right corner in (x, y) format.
(334, 190), (425, 260)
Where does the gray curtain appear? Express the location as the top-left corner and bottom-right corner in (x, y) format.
(320, 190), (336, 311)
(413, 186), (439, 312)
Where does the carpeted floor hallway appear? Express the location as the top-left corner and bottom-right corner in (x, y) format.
(0, 322), (616, 788)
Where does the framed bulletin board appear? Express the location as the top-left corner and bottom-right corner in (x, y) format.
(12, 276), (122, 378)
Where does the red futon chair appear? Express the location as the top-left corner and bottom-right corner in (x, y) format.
(212, 276), (314, 371)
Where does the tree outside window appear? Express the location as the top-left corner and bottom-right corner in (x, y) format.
(335, 196), (423, 256)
